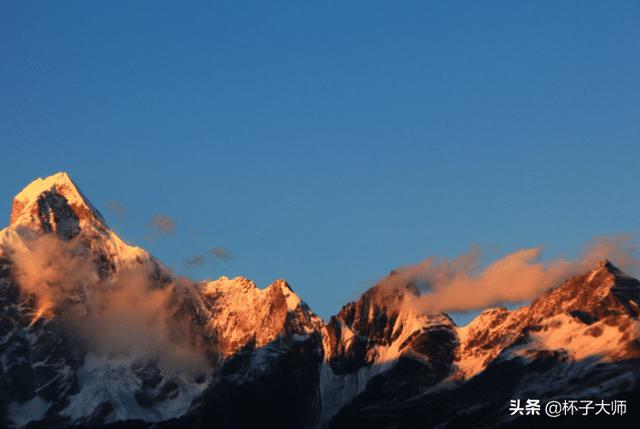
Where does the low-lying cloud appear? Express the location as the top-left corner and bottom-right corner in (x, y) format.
(9, 233), (208, 373)
(380, 235), (640, 314)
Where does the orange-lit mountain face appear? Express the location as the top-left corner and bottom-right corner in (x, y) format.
(1, 173), (640, 429)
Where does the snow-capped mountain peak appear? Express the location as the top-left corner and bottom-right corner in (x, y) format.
(455, 259), (640, 380)
(528, 259), (640, 322)
(10, 172), (107, 239)
(200, 276), (322, 357)
(2, 174), (640, 429)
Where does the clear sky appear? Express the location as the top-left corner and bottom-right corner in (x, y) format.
(1, 1), (639, 321)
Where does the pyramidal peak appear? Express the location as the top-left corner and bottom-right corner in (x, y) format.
(267, 279), (305, 312)
(595, 258), (621, 274)
(10, 171), (108, 238)
(267, 278), (296, 295)
(585, 258), (627, 284)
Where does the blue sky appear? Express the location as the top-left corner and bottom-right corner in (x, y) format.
(1, 1), (639, 320)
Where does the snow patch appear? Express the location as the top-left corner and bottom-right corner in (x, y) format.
(61, 353), (208, 424)
(8, 396), (51, 428)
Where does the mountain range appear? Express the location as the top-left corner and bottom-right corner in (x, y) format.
(1, 172), (639, 429)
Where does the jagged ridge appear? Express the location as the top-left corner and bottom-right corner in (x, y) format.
(1, 172), (640, 429)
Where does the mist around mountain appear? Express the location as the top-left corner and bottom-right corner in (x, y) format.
(1, 173), (640, 429)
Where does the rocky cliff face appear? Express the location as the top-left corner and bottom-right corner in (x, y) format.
(1, 172), (640, 429)
(319, 279), (456, 424)
(329, 259), (640, 428)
